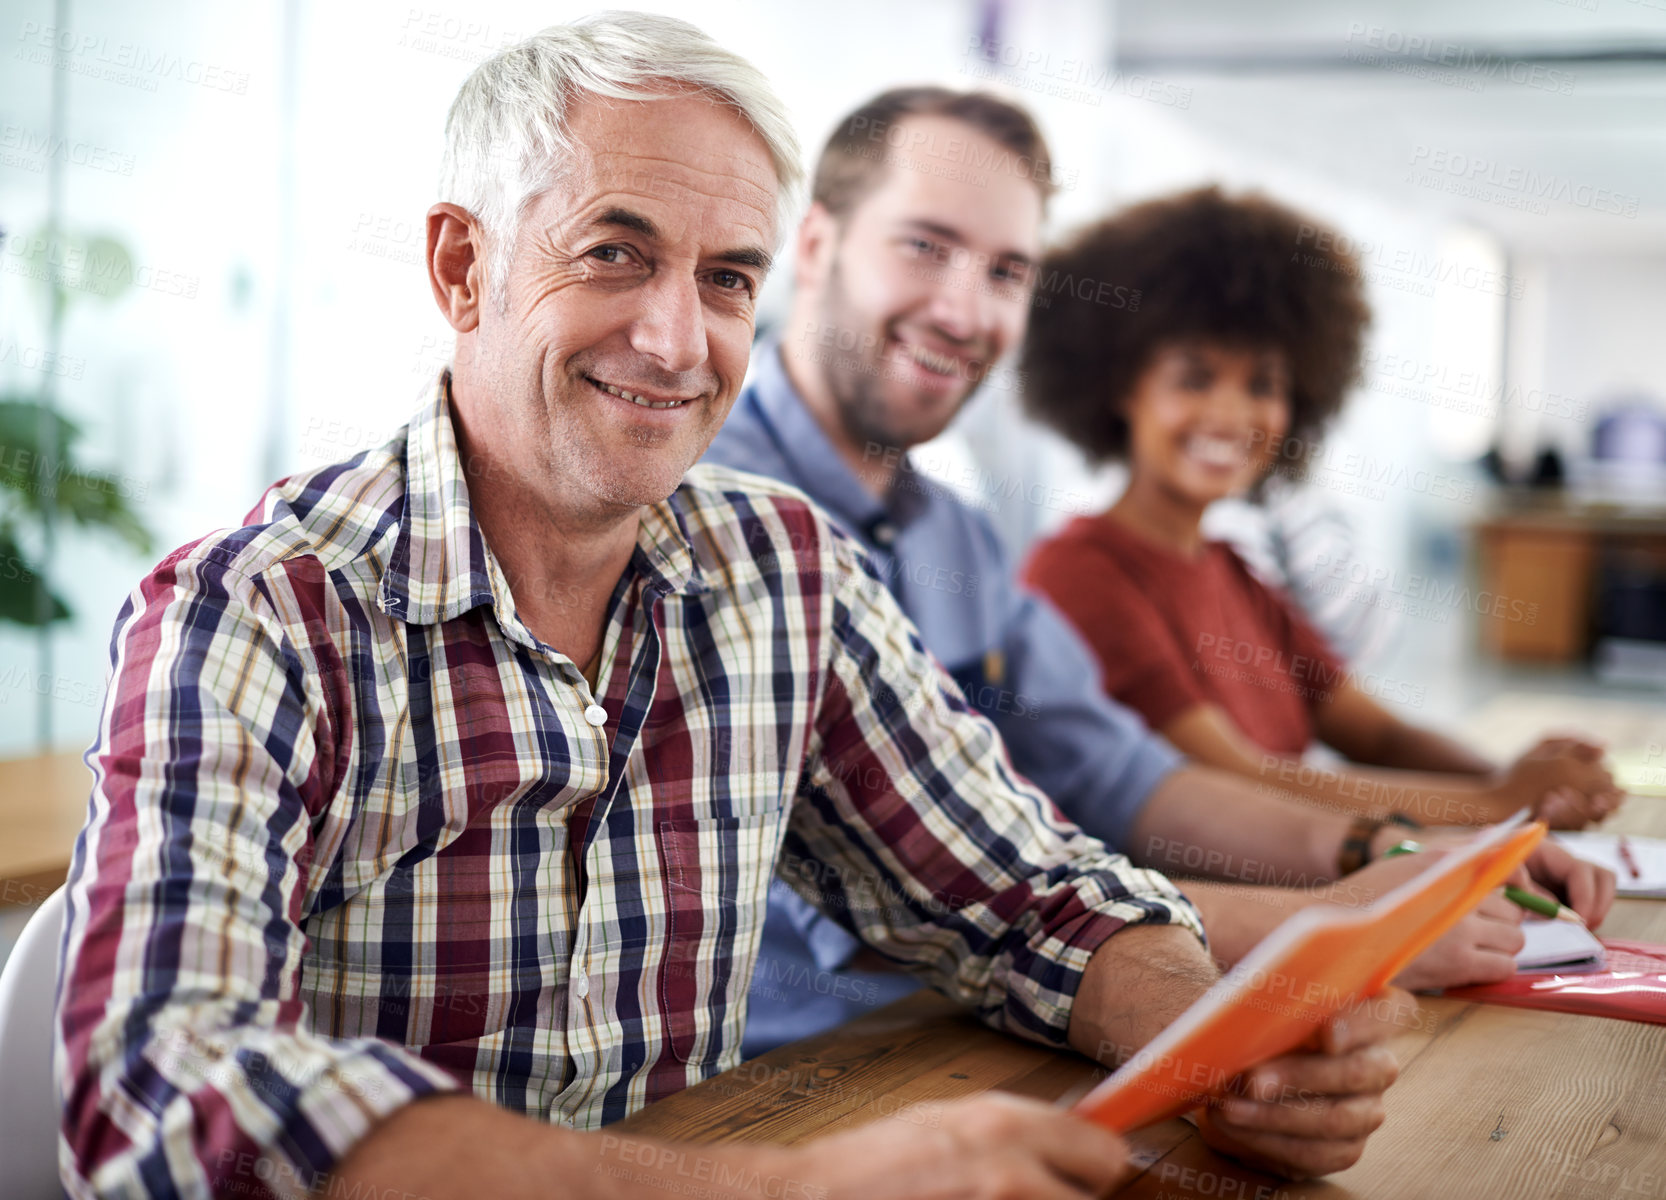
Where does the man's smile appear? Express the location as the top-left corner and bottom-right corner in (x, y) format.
(585, 374), (699, 410)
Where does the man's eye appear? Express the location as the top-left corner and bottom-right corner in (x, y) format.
(710, 270), (752, 294)
(589, 245), (630, 264)
(992, 262), (1029, 286)
(905, 236), (937, 255)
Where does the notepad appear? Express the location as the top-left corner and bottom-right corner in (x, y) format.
(1552, 832), (1666, 898)
(1516, 919), (1606, 973)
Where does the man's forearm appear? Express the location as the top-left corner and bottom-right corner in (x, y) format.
(1153, 876), (1405, 974)
(1129, 766), (1353, 884)
(328, 1094), (599, 1200)
(1249, 756), (1505, 826)
(326, 1093), (795, 1200)
(1178, 882), (1331, 969)
(1066, 923), (1220, 1069)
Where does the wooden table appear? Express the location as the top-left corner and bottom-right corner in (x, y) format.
(619, 696), (1666, 1197)
(0, 750), (92, 908)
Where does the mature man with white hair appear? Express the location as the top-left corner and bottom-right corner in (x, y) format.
(58, 13), (1403, 1199)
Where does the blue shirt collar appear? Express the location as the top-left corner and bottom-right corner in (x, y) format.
(747, 340), (929, 537)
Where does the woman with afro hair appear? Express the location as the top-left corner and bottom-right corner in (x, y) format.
(1020, 186), (1619, 835)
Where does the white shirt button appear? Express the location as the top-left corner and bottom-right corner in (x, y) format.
(574, 973), (590, 999)
(583, 704), (607, 727)
(871, 521), (897, 547)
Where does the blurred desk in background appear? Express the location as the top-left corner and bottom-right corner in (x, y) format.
(1477, 497), (1666, 663)
(620, 693), (1666, 1198)
(0, 751), (90, 908)
(1463, 690), (1666, 760)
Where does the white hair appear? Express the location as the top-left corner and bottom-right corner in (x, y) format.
(438, 10), (803, 305)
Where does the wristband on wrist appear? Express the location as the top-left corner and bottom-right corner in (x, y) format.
(1337, 815), (1386, 876)
(1345, 812), (1424, 875)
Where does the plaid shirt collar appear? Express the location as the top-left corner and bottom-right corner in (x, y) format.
(379, 371), (707, 629)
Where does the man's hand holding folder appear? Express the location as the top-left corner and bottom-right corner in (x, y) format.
(1070, 816), (1545, 1175)
(1064, 924), (1410, 1182)
(743, 824), (1547, 1198)
(786, 926), (1410, 1198)
(1190, 989), (1407, 1180)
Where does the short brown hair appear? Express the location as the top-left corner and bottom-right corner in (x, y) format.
(1021, 186), (1371, 468)
(811, 86), (1057, 217)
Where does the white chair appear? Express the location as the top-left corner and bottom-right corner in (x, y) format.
(0, 885), (68, 1199)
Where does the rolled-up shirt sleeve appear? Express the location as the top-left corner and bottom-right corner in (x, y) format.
(56, 546), (459, 1200)
(782, 530), (1205, 1048)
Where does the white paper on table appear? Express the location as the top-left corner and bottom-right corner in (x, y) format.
(1515, 919), (1606, 973)
(1552, 832), (1666, 898)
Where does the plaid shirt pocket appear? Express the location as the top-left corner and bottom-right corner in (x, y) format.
(656, 809), (788, 1066)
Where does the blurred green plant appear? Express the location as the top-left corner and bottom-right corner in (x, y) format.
(0, 227), (153, 627)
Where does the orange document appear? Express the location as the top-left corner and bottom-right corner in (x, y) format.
(1074, 814), (1546, 1133)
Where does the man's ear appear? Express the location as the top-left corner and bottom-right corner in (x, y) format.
(794, 202), (839, 293)
(427, 202), (485, 333)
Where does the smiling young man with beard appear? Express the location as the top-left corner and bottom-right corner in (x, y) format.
(704, 86), (1614, 1064)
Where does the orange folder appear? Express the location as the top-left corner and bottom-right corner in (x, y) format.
(1074, 814), (1546, 1133)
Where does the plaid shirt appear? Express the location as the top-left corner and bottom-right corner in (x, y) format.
(56, 373), (1202, 1199)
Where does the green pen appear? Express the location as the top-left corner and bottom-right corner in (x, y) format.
(1383, 840), (1585, 925)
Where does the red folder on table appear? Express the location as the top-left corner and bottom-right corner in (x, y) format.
(1074, 814), (1545, 1133)
(1446, 939), (1666, 1024)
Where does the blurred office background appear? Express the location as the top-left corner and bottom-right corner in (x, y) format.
(2, 0), (1665, 778)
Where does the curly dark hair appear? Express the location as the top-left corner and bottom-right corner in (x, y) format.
(1020, 186), (1371, 471)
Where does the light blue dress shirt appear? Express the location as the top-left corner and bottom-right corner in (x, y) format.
(705, 343), (1182, 1056)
